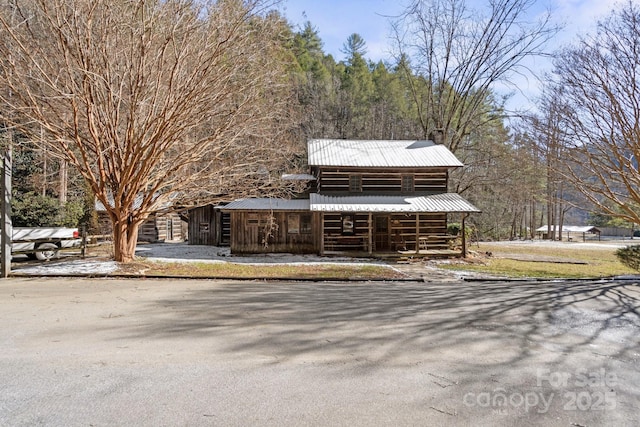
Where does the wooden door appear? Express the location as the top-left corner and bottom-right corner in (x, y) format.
(374, 215), (389, 251)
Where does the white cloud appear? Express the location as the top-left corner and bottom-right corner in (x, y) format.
(551, 0), (621, 43)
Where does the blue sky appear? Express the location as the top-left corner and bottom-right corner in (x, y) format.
(279, 0), (621, 110)
(281, 0), (403, 63)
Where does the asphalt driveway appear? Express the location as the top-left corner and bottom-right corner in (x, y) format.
(0, 277), (638, 426)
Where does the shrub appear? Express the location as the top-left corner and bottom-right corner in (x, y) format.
(615, 245), (640, 271)
(12, 191), (84, 227)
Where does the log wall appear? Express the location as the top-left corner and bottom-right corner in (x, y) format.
(315, 167), (448, 194)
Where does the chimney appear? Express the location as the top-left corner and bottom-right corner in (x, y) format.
(429, 129), (445, 145)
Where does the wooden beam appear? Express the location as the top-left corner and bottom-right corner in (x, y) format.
(415, 213), (420, 254)
(368, 213), (372, 255)
(320, 213), (325, 256)
(1, 146), (12, 278)
(461, 213), (468, 258)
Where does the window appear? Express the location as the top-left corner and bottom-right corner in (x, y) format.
(342, 214), (355, 235)
(300, 214), (312, 234)
(288, 214), (312, 234)
(247, 213), (269, 227)
(287, 214), (300, 234)
(402, 175), (414, 192)
(349, 174), (362, 192)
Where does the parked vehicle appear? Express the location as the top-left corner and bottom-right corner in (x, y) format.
(9, 227), (81, 261)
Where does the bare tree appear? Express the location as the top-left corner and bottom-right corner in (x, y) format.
(0, 0), (300, 262)
(526, 89), (573, 240)
(549, 1), (640, 226)
(392, 0), (559, 152)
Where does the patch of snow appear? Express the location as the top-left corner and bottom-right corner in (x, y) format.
(134, 243), (389, 267)
(13, 259), (119, 276)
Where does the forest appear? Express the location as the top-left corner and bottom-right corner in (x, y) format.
(1, 0), (639, 262)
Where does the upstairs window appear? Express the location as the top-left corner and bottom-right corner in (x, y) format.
(349, 174), (362, 192)
(402, 175), (415, 192)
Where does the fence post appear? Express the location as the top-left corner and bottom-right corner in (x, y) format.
(81, 225), (87, 259)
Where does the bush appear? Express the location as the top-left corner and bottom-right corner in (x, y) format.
(447, 222), (473, 238)
(615, 245), (640, 271)
(11, 191), (84, 227)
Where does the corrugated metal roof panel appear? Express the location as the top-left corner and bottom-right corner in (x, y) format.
(282, 173), (316, 181)
(535, 225), (600, 233)
(95, 192), (172, 212)
(310, 193), (480, 213)
(222, 198), (310, 211)
(307, 139), (464, 168)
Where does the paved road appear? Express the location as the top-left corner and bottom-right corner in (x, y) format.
(0, 277), (638, 426)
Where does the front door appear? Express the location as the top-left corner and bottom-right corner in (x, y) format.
(374, 215), (390, 251)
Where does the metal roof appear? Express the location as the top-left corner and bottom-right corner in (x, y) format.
(95, 192), (172, 212)
(535, 225), (600, 233)
(282, 173), (316, 181)
(307, 139), (464, 168)
(221, 198), (310, 211)
(310, 193), (480, 213)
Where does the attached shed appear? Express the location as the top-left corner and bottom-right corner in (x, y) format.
(221, 198), (320, 254)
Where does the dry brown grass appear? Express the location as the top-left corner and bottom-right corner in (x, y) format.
(441, 241), (637, 279)
(118, 260), (407, 280)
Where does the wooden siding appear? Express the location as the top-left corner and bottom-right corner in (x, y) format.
(97, 212), (184, 243)
(230, 211), (320, 254)
(188, 205), (230, 246)
(314, 167), (448, 194)
(140, 213), (184, 242)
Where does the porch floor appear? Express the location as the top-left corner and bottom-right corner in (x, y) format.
(322, 249), (463, 259)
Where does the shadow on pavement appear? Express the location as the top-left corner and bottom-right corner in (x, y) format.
(105, 278), (640, 423)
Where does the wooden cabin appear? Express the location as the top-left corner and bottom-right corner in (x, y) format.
(187, 204), (230, 246)
(95, 197), (186, 243)
(221, 139), (480, 257)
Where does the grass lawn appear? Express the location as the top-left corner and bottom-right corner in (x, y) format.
(122, 260), (407, 280)
(440, 241), (638, 279)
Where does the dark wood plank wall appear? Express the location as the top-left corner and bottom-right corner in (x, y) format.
(315, 167), (449, 194)
(140, 213), (184, 242)
(188, 205), (216, 246)
(230, 211), (320, 254)
(99, 212), (184, 243)
(139, 216), (159, 242)
(321, 213), (447, 253)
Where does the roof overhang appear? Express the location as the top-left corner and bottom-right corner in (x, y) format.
(221, 198), (310, 211)
(310, 193), (480, 213)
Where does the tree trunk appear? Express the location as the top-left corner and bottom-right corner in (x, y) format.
(59, 160), (67, 204)
(112, 216), (140, 263)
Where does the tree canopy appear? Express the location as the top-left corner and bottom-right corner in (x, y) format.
(0, 0), (300, 261)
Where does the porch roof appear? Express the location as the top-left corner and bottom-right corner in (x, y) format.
(310, 193), (480, 213)
(221, 198), (310, 211)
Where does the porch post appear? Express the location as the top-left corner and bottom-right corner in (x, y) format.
(368, 213), (372, 255)
(461, 213), (468, 258)
(320, 213), (325, 255)
(415, 213), (420, 254)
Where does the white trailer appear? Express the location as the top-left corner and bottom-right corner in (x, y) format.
(11, 227), (82, 261)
